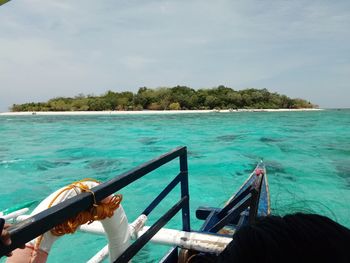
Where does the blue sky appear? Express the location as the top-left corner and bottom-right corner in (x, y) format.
(0, 0), (349, 111)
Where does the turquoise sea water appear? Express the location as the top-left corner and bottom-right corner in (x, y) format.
(1, 110), (350, 262)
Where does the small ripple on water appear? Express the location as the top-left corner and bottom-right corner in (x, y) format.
(216, 134), (239, 142)
(35, 160), (70, 171)
(0, 159), (22, 165)
(138, 137), (159, 145)
(325, 143), (350, 156)
(188, 150), (205, 159)
(56, 147), (100, 160)
(334, 161), (350, 177)
(0, 147), (9, 152)
(277, 143), (294, 153)
(278, 174), (297, 182)
(333, 160), (350, 188)
(260, 137), (284, 143)
(264, 160), (286, 174)
(140, 146), (165, 153)
(85, 159), (121, 171)
(243, 153), (261, 161)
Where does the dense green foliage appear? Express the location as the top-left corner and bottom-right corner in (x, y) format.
(11, 86), (315, 111)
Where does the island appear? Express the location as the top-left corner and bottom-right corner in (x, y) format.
(10, 86), (316, 112)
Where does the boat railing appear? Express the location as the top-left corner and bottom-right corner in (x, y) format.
(0, 146), (191, 261)
(197, 171), (264, 232)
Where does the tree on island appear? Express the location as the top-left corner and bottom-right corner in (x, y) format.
(11, 86), (316, 112)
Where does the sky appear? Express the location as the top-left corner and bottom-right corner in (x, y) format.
(0, 0), (349, 111)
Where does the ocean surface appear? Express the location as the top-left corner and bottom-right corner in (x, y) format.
(1, 110), (350, 262)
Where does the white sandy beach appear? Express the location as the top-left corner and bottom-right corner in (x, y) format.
(0, 108), (323, 116)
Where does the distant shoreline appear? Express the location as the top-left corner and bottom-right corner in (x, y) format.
(0, 108), (323, 116)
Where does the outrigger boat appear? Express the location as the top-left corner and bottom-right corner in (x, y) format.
(0, 146), (270, 262)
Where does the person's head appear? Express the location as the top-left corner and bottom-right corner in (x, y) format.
(218, 213), (350, 263)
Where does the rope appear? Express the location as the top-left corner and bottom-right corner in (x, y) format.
(30, 178), (122, 261)
(51, 193), (122, 236)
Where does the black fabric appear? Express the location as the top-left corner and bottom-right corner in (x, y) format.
(215, 213), (350, 263)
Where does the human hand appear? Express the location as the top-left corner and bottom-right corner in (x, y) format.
(0, 218), (13, 256)
(0, 218), (25, 257)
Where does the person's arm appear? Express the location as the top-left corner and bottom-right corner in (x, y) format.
(0, 218), (13, 257)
